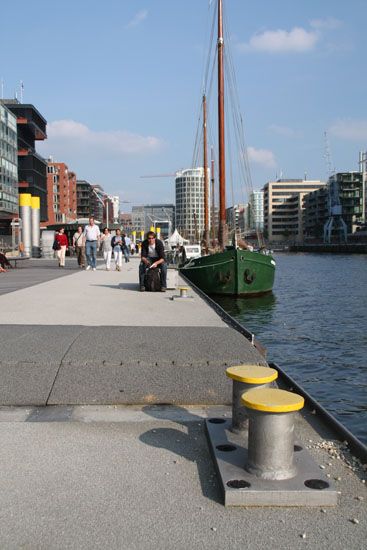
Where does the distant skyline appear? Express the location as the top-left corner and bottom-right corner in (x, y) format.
(1, 0), (366, 210)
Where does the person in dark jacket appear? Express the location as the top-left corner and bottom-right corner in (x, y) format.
(139, 231), (167, 291)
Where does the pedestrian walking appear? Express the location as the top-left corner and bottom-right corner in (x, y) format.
(55, 228), (68, 268)
(72, 225), (85, 268)
(83, 217), (100, 271)
(122, 233), (130, 263)
(101, 227), (113, 270)
(111, 229), (124, 271)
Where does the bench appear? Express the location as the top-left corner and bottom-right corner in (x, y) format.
(6, 256), (31, 268)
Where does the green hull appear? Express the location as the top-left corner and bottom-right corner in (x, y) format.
(180, 249), (276, 296)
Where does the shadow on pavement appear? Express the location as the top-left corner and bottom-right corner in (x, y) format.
(139, 404), (221, 504)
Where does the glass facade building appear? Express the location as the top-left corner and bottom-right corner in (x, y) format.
(175, 167), (209, 242)
(249, 191), (264, 231)
(0, 104), (18, 227)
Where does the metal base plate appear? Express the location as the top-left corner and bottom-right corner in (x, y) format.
(206, 418), (338, 507)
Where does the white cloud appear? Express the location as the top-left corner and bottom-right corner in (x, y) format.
(126, 9), (148, 29)
(329, 119), (367, 141)
(38, 119), (163, 159)
(238, 27), (318, 53)
(247, 147), (276, 168)
(310, 17), (342, 30)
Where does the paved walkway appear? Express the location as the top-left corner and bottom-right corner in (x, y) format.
(0, 258), (366, 548)
(0, 257), (265, 405)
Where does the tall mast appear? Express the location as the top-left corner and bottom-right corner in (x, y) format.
(203, 94), (209, 251)
(218, 0), (227, 249)
(211, 147), (216, 246)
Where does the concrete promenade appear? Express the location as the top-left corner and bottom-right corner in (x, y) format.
(0, 258), (366, 549)
(0, 257), (264, 405)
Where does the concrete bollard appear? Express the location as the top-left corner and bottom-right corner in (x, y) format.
(242, 387), (304, 480)
(19, 193), (32, 256)
(31, 196), (41, 258)
(178, 287), (189, 298)
(226, 365), (278, 432)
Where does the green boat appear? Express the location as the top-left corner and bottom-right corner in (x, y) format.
(181, 248), (275, 297)
(180, 0), (276, 297)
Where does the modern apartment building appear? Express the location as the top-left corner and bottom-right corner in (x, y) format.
(303, 187), (329, 239)
(175, 167), (209, 242)
(226, 204), (246, 236)
(46, 161), (77, 225)
(0, 104), (18, 234)
(1, 100), (47, 221)
(303, 172), (364, 239)
(263, 179), (325, 242)
(76, 180), (93, 219)
(248, 191), (264, 232)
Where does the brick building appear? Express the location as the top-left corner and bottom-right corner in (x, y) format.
(46, 161), (77, 225)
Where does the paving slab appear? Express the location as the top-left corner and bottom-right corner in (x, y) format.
(0, 258), (266, 405)
(0, 258), (79, 296)
(48, 326), (265, 404)
(0, 405), (365, 550)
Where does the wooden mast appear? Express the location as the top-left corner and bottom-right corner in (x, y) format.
(218, 0), (227, 249)
(211, 147), (216, 246)
(203, 94), (209, 251)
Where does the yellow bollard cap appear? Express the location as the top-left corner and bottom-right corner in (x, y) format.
(226, 365), (278, 384)
(31, 196), (40, 209)
(19, 193), (32, 207)
(241, 388), (304, 413)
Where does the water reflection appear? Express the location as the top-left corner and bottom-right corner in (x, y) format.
(213, 254), (367, 445)
(215, 292), (276, 318)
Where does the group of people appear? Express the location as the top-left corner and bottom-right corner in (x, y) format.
(54, 217), (135, 271)
(53, 218), (167, 291)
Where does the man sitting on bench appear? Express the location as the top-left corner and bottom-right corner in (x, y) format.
(139, 231), (167, 292)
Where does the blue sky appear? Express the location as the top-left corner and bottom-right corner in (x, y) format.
(1, 0), (366, 210)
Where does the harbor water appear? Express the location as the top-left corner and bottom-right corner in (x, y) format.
(214, 253), (367, 445)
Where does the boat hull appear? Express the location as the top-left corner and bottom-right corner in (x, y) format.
(180, 249), (275, 296)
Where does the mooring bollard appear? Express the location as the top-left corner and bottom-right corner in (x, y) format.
(242, 387), (304, 480)
(178, 286), (189, 298)
(226, 365), (278, 433)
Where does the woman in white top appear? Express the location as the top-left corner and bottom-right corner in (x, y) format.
(100, 228), (113, 270)
(111, 229), (124, 271)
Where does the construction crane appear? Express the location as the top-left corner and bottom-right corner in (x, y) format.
(140, 173), (177, 178)
(323, 132), (347, 244)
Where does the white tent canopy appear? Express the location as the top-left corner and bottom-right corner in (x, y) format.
(165, 229), (189, 247)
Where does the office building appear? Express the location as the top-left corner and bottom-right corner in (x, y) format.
(263, 179), (325, 242)
(1, 99), (47, 221)
(131, 204), (175, 239)
(175, 167), (209, 242)
(0, 104), (18, 234)
(46, 161), (77, 225)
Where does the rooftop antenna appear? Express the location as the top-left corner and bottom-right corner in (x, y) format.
(1, 78), (4, 99)
(20, 81), (24, 103)
(323, 131), (335, 178)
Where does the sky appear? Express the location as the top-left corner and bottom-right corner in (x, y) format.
(1, 0), (366, 211)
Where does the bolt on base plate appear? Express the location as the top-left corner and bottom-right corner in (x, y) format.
(205, 418), (338, 507)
